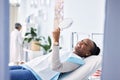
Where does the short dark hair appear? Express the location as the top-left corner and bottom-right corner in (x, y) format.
(90, 42), (100, 55)
(15, 23), (22, 29)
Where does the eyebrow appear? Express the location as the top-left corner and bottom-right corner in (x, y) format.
(81, 40), (88, 46)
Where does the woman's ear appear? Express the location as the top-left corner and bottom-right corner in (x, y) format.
(85, 52), (91, 57)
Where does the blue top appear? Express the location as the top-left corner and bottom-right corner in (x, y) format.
(22, 65), (42, 80)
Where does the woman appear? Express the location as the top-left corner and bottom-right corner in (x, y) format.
(9, 27), (100, 80)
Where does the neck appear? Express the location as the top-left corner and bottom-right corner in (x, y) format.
(73, 50), (79, 56)
(73, 50), (86, 58)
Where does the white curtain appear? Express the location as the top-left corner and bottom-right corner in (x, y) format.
(10, 4), (19, 32)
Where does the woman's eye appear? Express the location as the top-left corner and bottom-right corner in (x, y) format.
(84, 43), (88, 46)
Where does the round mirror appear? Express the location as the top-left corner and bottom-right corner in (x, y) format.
(59, 18), (73, 31)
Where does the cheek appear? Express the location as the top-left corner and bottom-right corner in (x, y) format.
(81, 46), (88, 52)
(81, 45), (85, 50)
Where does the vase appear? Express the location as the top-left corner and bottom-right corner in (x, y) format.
(30, 41), (40, 51)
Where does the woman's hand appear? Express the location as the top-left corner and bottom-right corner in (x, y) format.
(52, 27), (60, 43)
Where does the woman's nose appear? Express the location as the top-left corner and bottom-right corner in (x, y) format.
(77, 43), (82, 47)
(79, 41), (84, 45)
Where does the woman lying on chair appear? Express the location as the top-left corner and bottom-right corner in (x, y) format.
(9, 27), (100, 80)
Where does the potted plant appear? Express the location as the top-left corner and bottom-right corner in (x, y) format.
(23, 27), (42, 51)
(36, 36), (52, 54)
(36, 36), (63, 55)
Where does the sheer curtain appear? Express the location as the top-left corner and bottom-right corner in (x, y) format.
(10, 4), (19, 32)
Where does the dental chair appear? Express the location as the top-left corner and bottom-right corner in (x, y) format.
(58, 55), (102, 80)
(28, 51), (102, 80)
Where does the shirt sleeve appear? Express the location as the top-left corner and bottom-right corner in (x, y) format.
(50, 45), (81, 73)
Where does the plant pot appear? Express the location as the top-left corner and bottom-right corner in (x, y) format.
(30, 41), (40, 51)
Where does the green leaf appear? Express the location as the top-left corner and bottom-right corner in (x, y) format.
(30, 27), (37, 37)
(23, 38), (28, 41)
(31, 31), (37, 37)
(49, 49), (52, 52)
(48, 36), (52, 48)
(41, 44), (48, 51)
(35, 38), (40, 41)
(31, 27), (34, 32)
(25, 33), (31, 36)
(35, 36), (52, 53)
(28, 38), (32, 43)
(59, 47), (62, 49)
(36, 43), (49, 52)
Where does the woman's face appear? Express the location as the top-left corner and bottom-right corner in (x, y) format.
(74, 39), (94, 57)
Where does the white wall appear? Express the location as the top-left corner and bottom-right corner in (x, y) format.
(17, 0), (27, 24)
(64, 0), (105, 33)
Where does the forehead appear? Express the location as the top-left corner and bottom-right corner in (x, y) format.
(80, 39), (94, 47)
(83, 39), (92, 43)
(18, 25), (22, 27)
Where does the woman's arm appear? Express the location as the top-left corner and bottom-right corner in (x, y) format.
(51, 27), (80, 72)
(51, 45), (80, 72)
